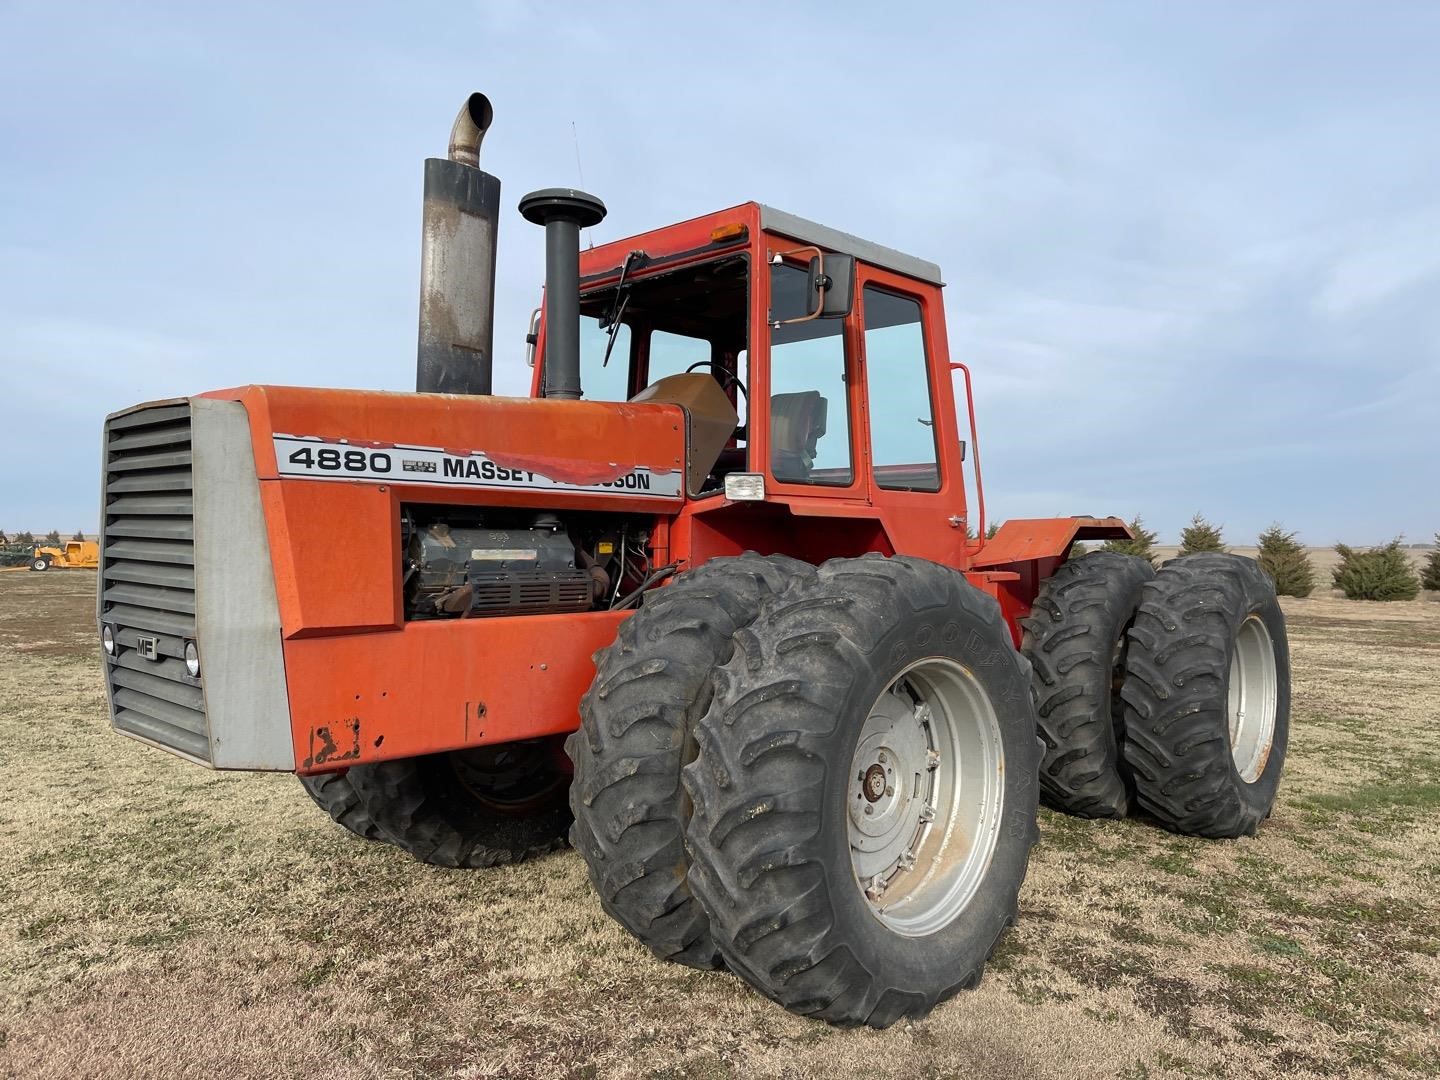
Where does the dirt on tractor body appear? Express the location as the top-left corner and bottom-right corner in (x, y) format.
(1, 570), (1437, 1079)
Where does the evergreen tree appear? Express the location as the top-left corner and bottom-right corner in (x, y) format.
(985, 520), (1001, 540)
(1101, 516), (1158, 567)
(1421, 534), (1440, 592)
(44, 529), (61, 544)
(1332, 540), (1420, 601)
(1178, 513), (1226, 555)
(73, 529), (86, 541)
(16, 531), (34, 546)
(1256, 524), (1315, 598)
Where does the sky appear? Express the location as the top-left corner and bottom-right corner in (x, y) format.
(2, 1), (1437, 544)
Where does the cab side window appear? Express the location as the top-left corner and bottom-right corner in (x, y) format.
(768, 262), (852, 485)
(863, 287), (939, 491)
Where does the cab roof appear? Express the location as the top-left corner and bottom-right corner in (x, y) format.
(757, 205), (943, 286)
(580, 202), (944, 288)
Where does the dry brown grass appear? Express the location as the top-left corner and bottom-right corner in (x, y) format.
(1, 569), (1438, 1079)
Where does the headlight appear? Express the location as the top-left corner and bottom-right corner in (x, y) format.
(724, 472), (766, 502)
(101, 624), (115, 655)
(184, 641), (201, 677)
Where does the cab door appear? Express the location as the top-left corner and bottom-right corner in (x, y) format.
(854, 266), (970, 566)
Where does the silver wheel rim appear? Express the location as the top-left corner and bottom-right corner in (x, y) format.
(1228, 615), (1278, 783)
(848, 657), (1005, 937)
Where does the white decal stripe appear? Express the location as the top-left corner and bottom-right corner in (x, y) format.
(271, 435), (682, 498)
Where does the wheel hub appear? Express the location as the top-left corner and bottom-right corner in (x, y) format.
(861, 763), (887, 802)
(848, 658), (1006, 937)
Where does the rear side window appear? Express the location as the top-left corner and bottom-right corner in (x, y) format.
(863, 287), (939, 491)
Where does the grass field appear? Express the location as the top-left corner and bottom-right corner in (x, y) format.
(1, 568), (1437, 1079)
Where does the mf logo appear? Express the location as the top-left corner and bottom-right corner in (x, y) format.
(136, 635), (160, 661)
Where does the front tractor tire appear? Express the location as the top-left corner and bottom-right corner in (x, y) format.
(347, 740), (570, 868)
(1121, 553), (1290, 838)
(298, 770), (391, 844)
(1021, 551), (1154, 819)
(682, 555), (1041, 1028)
(568, 553), (812, 969)
(29, 556), (50, 572)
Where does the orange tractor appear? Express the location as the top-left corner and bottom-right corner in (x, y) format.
(98, 95), (1289, 1027)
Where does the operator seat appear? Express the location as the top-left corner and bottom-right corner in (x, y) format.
(770, 391), (827, 483)
(629, 373), (739, 494)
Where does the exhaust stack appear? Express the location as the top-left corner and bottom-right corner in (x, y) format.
(519, 188), (607, 400)
(416, 93), (500, 395)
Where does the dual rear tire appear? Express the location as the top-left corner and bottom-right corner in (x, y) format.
(1121, 554), (1289, 837)
(1021, 551), (1289, 837)
(568, 553), (1039, 1028)
(679, 555), (1040, 1028)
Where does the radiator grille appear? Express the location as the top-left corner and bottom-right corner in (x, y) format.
(100, 404), (208, 761)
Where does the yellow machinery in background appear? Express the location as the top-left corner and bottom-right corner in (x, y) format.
(9, 540), (100, 572)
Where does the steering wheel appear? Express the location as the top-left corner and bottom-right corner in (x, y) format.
(684, 360), (748, 402)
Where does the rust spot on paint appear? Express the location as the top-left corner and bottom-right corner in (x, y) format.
(307, 718), (361, 766)
(464, 700), (487, 742)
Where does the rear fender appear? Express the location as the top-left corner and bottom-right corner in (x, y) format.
(968, 517), (1132, 643)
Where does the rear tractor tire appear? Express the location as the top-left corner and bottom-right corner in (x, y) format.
(568, 553), (813, 969)
(1020, 551), (1154, 818)
(682, 555), (1042, 1028)
(347, 740), (571, 868)
(298, 770), (391, 844)
(1121, 553), (1290, 838)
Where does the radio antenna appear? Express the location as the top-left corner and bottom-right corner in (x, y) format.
(572, 121), (595, 249)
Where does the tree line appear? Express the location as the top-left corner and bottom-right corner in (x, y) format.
(0, 530), (89, 547)
(1093, 514), (1440, 601)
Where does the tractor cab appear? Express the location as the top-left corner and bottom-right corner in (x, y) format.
(528, 202), (976, 566)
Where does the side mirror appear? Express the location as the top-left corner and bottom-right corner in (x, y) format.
(810, 253), (854, 318)
(770, 247), (855, 328)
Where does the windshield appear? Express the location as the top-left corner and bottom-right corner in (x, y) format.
(568, 254), (749, 402)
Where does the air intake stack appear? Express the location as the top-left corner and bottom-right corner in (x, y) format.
(519, 188), (607, 400)
(416, 93), (500, 395)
